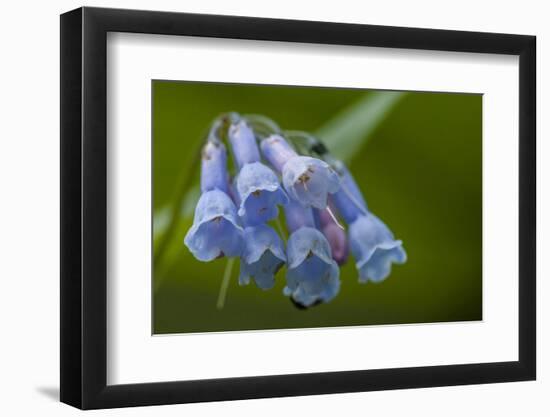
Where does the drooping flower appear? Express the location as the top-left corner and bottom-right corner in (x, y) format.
(234, 162), (288, 225)
(282, 156), (340, 209)
(184, 189), (243, 261)
(284, 227), (340, 307)
(283, 198), (340, 307)
(348, 214), (407, 283)
(331, 162), (406, 283)
(185, 140), (243, 261)
(261, 135), (340, 209)
(239, 224), (286, 290)
(229, 121), (288, 225)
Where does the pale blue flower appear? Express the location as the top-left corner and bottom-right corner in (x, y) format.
(260, 134), (299, 172)
(282, 156), (340, 209)
(234, 162), (288, 225)
(228, 122), (288, 224)
(314, 208), (349, 265)
(284, 227), (340, 307)
(239, 224), (286, 290)
(261, 135), (340, 209)
(184, 189), (243, 261)
(330, 167), (368, 224)
(348, 214), (407, 283)
(228, 120), (261, 168)
(200, 141), (229, 194)
(284, 196), (316, 232)
(331, 162), (406, 283)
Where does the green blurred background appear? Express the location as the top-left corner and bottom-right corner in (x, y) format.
(152, 80), (482, 334)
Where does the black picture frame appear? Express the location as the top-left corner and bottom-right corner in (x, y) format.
(60, 6), (536, 410)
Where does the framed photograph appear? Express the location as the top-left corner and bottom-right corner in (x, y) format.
(60, 6), (536, 409)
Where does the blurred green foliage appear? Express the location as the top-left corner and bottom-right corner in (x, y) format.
(152, 80), (482, 334)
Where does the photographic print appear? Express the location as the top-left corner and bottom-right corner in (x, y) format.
(60, 9), (536, 407)
(152, 81), (482, 335)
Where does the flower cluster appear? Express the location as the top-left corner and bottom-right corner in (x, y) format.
(184, 114), (406, 308)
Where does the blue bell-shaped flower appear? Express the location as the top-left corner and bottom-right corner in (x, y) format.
(234, 162), (288, 225)
(185, 138), (243, 261)
(332, 162), (406, 283)
(284, 227), (340, 307)
(282, 198), (340, 307)
(239, 224), (286, 290)
(184, 189), (243, 261)
(229, 121), (288, 225)
(282, 156), (340, 210)
(261, 135), (340, 210)
(348, 213), (407, 283)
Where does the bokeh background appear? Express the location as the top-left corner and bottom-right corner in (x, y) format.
(152, 80), (482, 334)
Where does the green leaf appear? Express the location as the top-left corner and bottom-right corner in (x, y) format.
(315, 91), (406, 162)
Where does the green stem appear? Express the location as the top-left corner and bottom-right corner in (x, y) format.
(275, 217), (287, 240)
(216, 258), (235, 310)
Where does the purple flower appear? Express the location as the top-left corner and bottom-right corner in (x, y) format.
(184, 190), (243, 261)
(228, 122), (288, 225)
(315, 208), (349, 265)
(261, 135), (340, 209)
(239, 224), (286, 290)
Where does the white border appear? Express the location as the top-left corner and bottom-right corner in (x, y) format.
(107, 33), (519, 385)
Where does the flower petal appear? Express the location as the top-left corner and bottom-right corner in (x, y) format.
(284, 227), (341, 306)
(200, 141), (229, 194)
(283, 197), (315, 232)
(358, 246), (407, 283)
(285, 253), (340, 307)
(241, 224), (286, 264)
(228, 120), (261, 168)
(348, 213), (406, 283)
(319, 217), (349, 265)
(183, 190), (243, 261)
(239, 251), (285, 290)
(239, 225), (286, 290)
(235, 162), (288, 224)
(286, 227), (333, 269)
(260, 134), (298, 172)
(282, 156), (340, 209)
